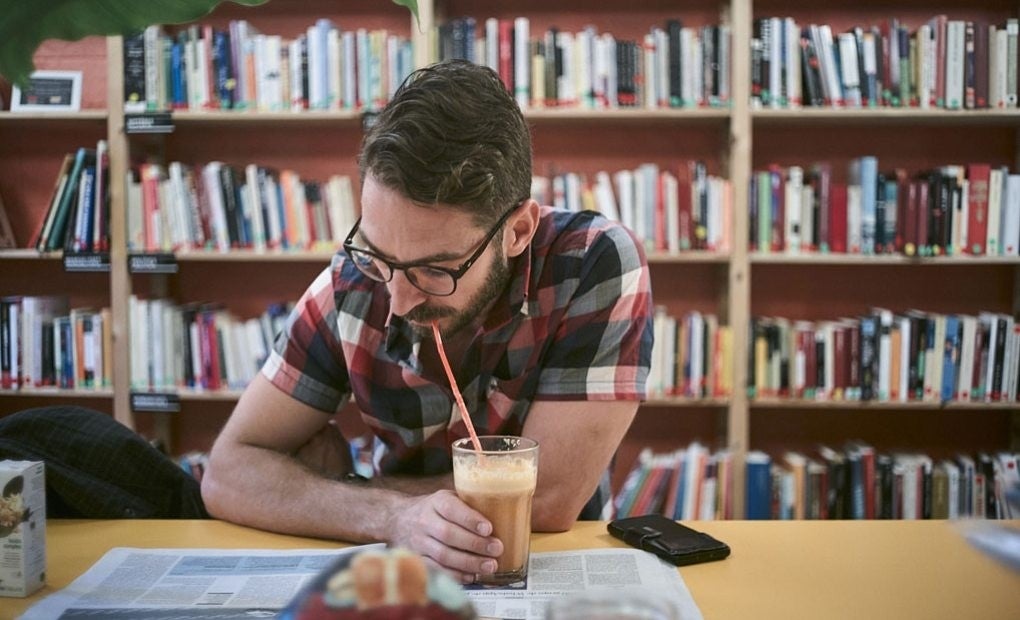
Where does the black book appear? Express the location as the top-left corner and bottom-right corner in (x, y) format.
(40, 320), (55, 387)
(921, 459), (933, 519)
(875, 173), (887, 252)
(748, 174), (758, 250)
(800, 32), (824, 107)
(217, 164), (243, 248)
(180, 304), (198, 388)
(992, 316), (1008, 400)
(859, 314), (878, 401)
(123, 32), (147, 111)
(667, 19), (683, 106)
(876, 454), (894, 519)
(616, 40), (637, 106)
(978, 453), (999, 518)
(544, 28), (558, 105)
(0, 301), (9, 386)
(758, 19), (772, 106)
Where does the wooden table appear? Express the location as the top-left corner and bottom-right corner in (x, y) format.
(4, 519), (1020, 619)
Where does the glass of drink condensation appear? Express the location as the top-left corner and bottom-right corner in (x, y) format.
(451, 435), (538, 586)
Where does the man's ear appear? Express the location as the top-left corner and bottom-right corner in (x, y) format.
(505, 200), (539, 258)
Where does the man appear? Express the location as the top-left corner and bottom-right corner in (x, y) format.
(201, 60), (653, 584)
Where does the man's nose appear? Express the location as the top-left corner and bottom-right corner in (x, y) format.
(387, 270), (428, 316)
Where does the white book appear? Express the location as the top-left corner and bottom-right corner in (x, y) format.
(838, 33), (863, 107)
(654, 27), (669, 108)
(981, 312), (1000, 402)
(1007, 19), (1018, 107)
(916, 25), (932, 108)
(201, 163), (230, 252)
(877, 309), (893, 400)
(143, 25), (162, 111)
(265, 35), (284, 111)
(944, 21), (966, 109)
(243, 165), (267, 251)
(847, 185), (862, 253)
(513, 17), (530, 108)
(614, 169), (636, 234)
(288, 37), (304, 110)
(263, 174), (283, 249)
(992, 27), (1008, 109)
(593, 171), (620, 223)
(898, 315), (911, 402)
(987, 168), (1006, 255)
(958, 315), (977, 401)
(785, 166), (803, 253)
(784, 18), (800, 107)
(167, 162), (192, 250)
(818, 25), (843, 106)
(327, 28), (341, 110)
(649, 307), (669, 396)
(1000, 175), (1020, 255)
(662, 172), (679, 252)
(681, 442), (707, 520)
(708, 177), (726, 251)
(680, 28), (695, 107)
(341, 32), (356, 109)
(768, 17), (782, 108)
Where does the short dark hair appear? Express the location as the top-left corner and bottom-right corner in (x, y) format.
(358, 60), (532, 228)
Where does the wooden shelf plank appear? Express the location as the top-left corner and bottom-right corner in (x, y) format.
(751, 253), (1020, 266)
(752, 398), (1019, 411)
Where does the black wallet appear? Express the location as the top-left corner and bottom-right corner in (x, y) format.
(608, 514), (730, 566)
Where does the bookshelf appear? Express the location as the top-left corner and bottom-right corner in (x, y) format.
(1, 0), (1018, 519)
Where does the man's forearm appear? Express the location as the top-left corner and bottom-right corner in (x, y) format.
(369, 472), (453, 495)
(202, 442), (413, 543)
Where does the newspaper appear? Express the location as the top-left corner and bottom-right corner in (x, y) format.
(20, 546), (701, 620)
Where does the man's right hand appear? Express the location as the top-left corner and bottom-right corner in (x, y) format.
(386, 489), (503, 584)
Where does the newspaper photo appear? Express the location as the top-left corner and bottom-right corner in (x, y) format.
(20, 546), (702, 620)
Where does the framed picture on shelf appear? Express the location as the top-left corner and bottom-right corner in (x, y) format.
(11, 70), (82, 112)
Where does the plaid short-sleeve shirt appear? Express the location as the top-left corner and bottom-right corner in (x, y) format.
(263, 206), (654, 477)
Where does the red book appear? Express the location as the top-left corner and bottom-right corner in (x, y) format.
(498, 20), (514, 93)
(677, 163), (694, 251)
(966, 163), (991, 255)
(829, 183), (848, 253)
(833, 325), (847, 400)
(654, 172), (667, 251)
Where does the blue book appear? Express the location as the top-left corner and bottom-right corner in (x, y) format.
(941, 315), (961, 403)
(745, 451), (772, 520)
(213, 29), (235, 109)
(858, 156), (879, 254)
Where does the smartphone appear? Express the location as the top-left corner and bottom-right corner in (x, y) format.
(608, 514), (730, 566)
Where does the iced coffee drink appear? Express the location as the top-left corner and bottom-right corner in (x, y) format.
(452, 436), (538, 586)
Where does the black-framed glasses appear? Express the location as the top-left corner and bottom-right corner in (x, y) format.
(342, 199), (528, 296)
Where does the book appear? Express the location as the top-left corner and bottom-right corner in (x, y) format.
(0, 190), (16, 249)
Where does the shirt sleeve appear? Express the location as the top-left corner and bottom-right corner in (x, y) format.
(534, 222), (654, 401)
(261, 259), (351, 413)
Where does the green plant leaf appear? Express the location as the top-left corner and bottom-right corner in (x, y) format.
(391, 0), (420, 29)
(0, 0), (268, 87)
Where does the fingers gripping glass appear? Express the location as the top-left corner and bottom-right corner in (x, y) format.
(343, 199), (527, 296)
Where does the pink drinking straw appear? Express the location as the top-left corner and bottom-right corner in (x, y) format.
(432, 321), (483, 453)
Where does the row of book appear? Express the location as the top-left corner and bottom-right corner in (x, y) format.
(438, 17), (730, 110)
(31, 143), (111, 253)
(749, 310), (1020, 404)
(124, 20), (413, 113)
(0, 296), (112, 391)
(752, 17), (1020, 110)
(648, 309), (732, 399)
(751, 161), (1020, 257)
(614, 442), (1019, 521)
(746, 446), (1019, 520)
(614, 442), (736, 520)
(532, 162), (732, 254)
(126, 162), (357, 254)
(129, 296), (293, 392)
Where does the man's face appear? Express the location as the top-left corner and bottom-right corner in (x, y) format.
(357, 174), (513, 339)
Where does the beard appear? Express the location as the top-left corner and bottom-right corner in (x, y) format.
(403, 246), (512, 340)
